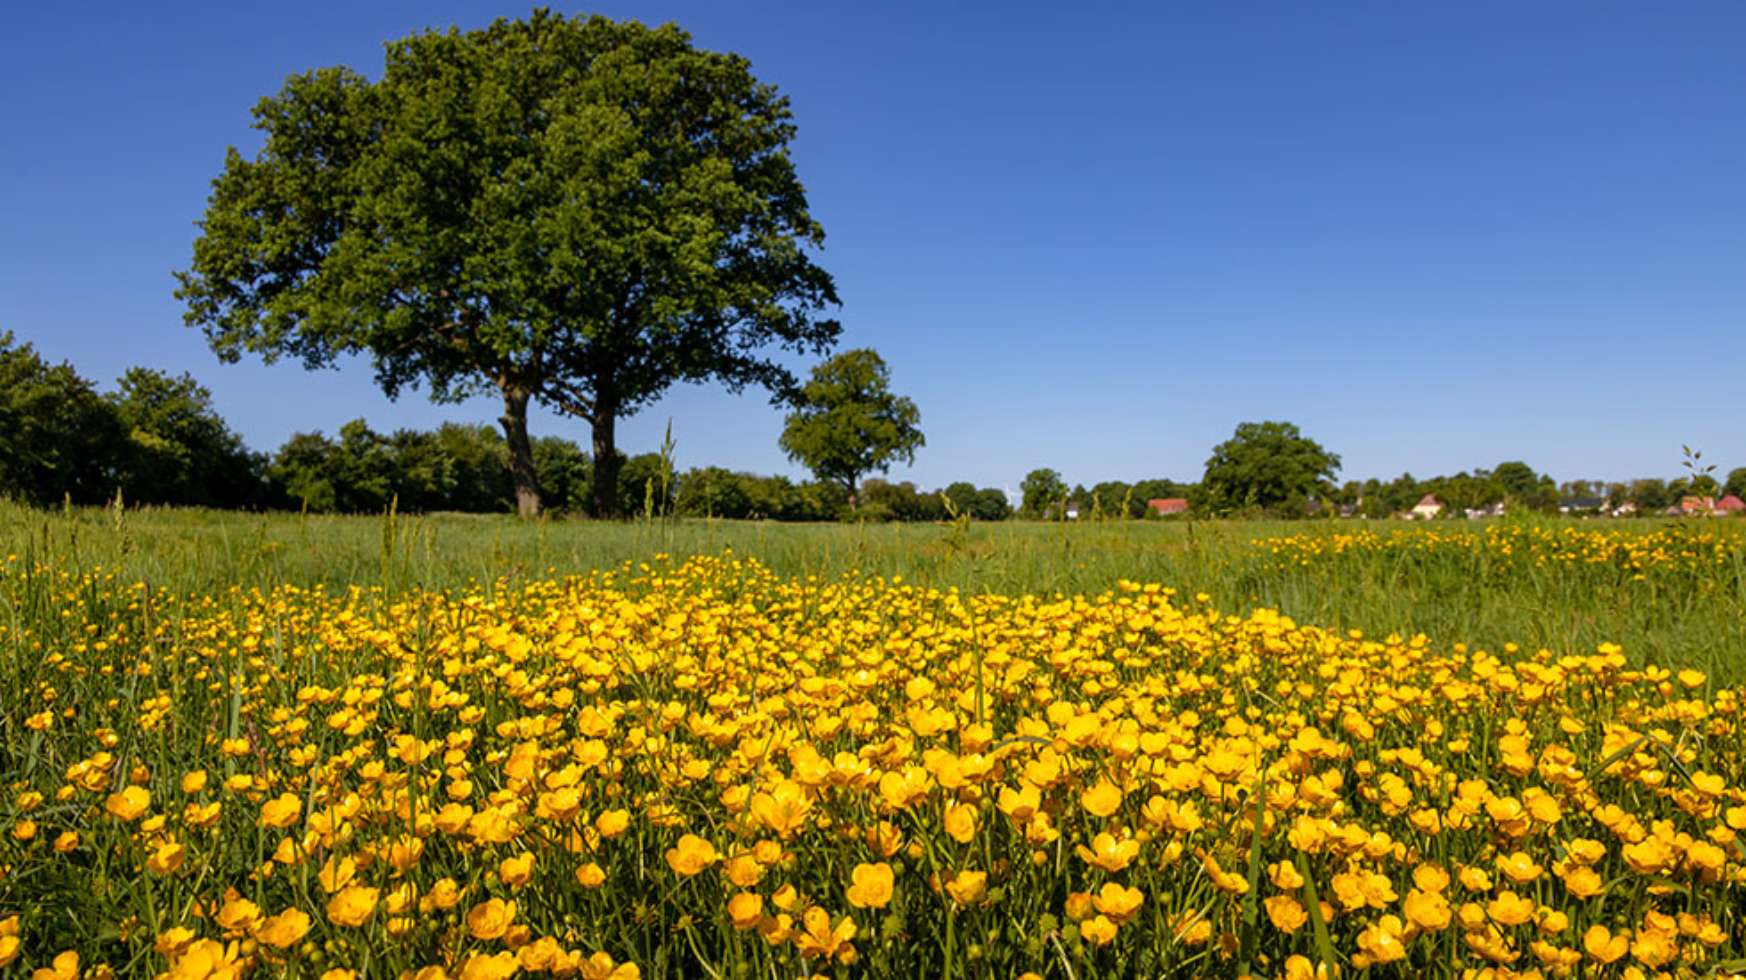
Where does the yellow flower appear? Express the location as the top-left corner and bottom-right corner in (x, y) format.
(259, 794), (301, 829)
(105, 786), (151, 821)
(1582, 925), (1628, 963)
(945, 870), (987, 906)
(793, 907), (856, 961)
(1356, 915), (1408, 964)
(1402, 889), (1450, 932)
(499, 851), (534, 889)
(1495, 851), (1543, 884)
(467, 898), (516, 940)
(317, 855), (357, 894)
(215, 897), (261, 934)
(578, 951), (641, 980)
(943, 803), (977, 844)
(749, 780), (811, 839)
(1080, 915), (1118, 946)
(595, 810), (631, 838)
(1080, 779), (1123, 818)
(457, 952), (519, 980)
(846, 862), (894, 909)
(253, 908), (312, 948)
(1486, 890), (1535, 927)
(1074, 832), (1140, 872)
(728, 892), (764, 929)
(1561, 864), (1604, 899)
(326, 885), (379, 928)
(575, 862), (606, 888)
(32, 950), (79, 980)
(1093, 883), (1144, 925)
(664, 834), (720, 877)
(146, 841), (185, 876)
(1263, 894), (1307, 933)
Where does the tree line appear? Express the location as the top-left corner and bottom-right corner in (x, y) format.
(0, 331), (965, 520)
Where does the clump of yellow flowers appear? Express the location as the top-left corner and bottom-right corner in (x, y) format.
(0, 554), (1741, 977)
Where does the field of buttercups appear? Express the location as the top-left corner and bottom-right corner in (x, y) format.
(1, 548), (1743, 978)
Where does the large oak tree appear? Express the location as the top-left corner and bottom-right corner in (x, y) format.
(178, 10), (840, 517)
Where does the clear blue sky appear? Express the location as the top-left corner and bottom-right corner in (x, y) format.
(3, 2), (1742, 491)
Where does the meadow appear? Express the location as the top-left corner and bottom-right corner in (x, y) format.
(1, 505), (1743, 977)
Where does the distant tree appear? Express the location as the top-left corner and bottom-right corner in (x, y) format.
(392, 423), (512, 512)
(108, 367), (263, 507)
(1088, 481), (1134, 518)
(0, 333), (119, 505)
(1019, 468), (1068, 519)
(268, 432), (340, 512)
(1490, 461), (1558, 512)
(779, 349), (924, 507)
(793, 480), (851, 522)
(617, 452), (675, 518)
(1725, 467), (1746, 501)
(178, 12), (840, 519)
(531, 437), (591, 515)
(972, 487), (1013, 521)
(677, 467), (754, 519)
(331, 420), (395, 513)
(1200, 421), (1340, 515)
(858, 479), (945, 523)
(942, 482), (982, 518)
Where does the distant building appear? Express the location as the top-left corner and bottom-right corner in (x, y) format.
(1717, 495), (1746, 515)
(1465, 502), (1507, 519)
(1559, 497), (1606, 515)
(1147, 498), (1189, 517)
(1609, 501), (1638, 517)
(1678, 496), (1717, 517)
(1410, 494), (1443, 520)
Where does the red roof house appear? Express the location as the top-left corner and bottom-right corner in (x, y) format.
(1679, 496), (1717, 515)
(1147, 498), (1189, 516)
(1717, 495), (1746, 514)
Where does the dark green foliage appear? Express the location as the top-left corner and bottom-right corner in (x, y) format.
(0, 333), (120, 505)
(389, 424), (514, 513)
(941, 482), (1011, 522)
(672, 469), (848, 521)
(108, 368), (264, 507)
(779, 349), (924, 504)
(268, 419), (582, 515)
(532, 438), (593, 516)
(616, 453), (675, 518)
(178, 11), (840, 518)
(1019, 468), (1068, 519)
(1201, 421), (1341, 516)
(857, 479), (946, 523)
(1725, 468), (1746, 501)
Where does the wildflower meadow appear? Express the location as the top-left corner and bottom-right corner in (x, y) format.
(1, 511), (1743, 978)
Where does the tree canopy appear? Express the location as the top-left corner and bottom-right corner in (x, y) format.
(779, 349), (923, 503)
(178, 10), (840, 518)
(0, 332), (120, 505)
(1200, 420), (1340, 515)
(1019, 468), (1068, 519)
(108, 368), (262, 507)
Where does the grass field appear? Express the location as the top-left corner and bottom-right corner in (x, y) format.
(5, 503), (1743, 680)
(2, 504), (1744, 977)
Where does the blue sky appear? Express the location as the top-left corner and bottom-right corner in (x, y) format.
(3, 2), (1742, 491)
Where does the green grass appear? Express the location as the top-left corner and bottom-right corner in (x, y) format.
(3, 501), (1744, 681)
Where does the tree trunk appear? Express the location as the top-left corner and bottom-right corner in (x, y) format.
(590, 411), (621, 519)
(498, 388), (542, 519)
